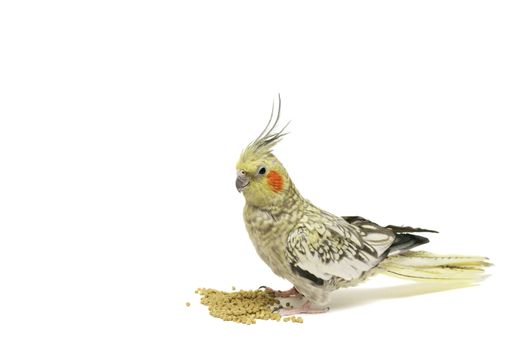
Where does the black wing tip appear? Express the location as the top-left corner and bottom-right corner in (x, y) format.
(394, 233), (430, 244)
(388, 233), (430, 256)
(415, 234), (430, 245)
(341, 217), (438, 234)
(385, 225), (439, 234)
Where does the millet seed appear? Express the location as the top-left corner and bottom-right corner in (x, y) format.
(194, 287), (303, 325)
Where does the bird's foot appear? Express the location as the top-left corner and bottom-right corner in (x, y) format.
(259, 286), (301, 298)
(279, 300), (329, 316)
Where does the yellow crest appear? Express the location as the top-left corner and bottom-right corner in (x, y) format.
(240, 94), (290, 163)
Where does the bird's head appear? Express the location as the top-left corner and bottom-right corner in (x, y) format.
(236, 96), (291, 208)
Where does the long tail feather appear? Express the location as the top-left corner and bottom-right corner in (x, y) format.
(379, 251), (491, 283)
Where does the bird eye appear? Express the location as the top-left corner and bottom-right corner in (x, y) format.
(258, 167), (266, 175)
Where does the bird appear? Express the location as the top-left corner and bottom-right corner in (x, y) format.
(236, 96), (490, 315)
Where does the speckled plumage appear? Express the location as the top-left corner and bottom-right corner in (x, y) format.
(243, 180), (395, 305)
(236, 96), (490, 310)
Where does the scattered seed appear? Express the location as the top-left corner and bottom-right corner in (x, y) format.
(194, 287), (300, 325)
(185, 302), (191, 307)
(282, 316), (303, 323)
(292, 316), (303, 323)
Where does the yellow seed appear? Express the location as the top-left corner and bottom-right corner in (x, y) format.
(192, 287), (305, 324)
(185, 302), (191, 307)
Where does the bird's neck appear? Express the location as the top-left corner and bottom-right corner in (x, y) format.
(249, 181), (306, 217)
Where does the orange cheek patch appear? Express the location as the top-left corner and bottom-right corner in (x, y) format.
(266, 170), (284, 193)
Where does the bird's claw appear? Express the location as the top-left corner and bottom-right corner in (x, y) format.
(279, 301), (329, 316)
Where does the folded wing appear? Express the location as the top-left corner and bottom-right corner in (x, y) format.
(286, 212), (395, 284)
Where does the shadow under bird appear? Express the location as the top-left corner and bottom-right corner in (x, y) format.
(236, 96), (491, 315)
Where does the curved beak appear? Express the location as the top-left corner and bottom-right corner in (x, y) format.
(236, 172), (250, 192)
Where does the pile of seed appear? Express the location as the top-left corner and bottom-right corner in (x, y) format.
(194, 287), (303, 325)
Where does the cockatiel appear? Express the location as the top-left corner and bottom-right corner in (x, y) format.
(236, 96), (490, 315)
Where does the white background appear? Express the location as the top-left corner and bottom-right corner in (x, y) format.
(1, 1), (525, 349)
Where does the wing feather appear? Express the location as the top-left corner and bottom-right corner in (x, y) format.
(287, 212), (395, 284)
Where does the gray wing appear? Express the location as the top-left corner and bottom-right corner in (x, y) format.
(286, 210), (395, 283)
(343, 216), (432, 255)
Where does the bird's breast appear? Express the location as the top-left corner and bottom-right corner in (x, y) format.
(243, 205), (293, 277)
